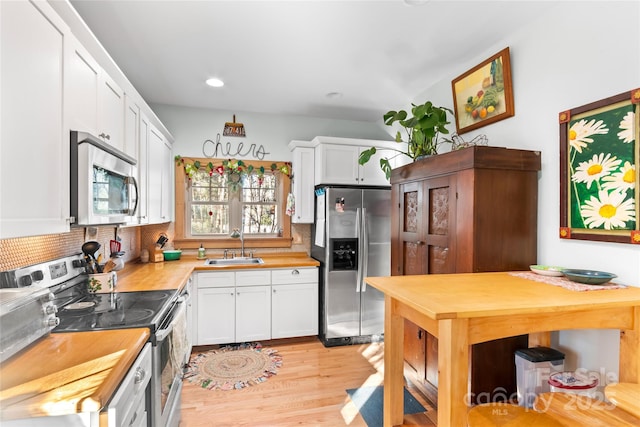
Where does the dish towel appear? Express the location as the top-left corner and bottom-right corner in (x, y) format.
(285, 192), (295, 216)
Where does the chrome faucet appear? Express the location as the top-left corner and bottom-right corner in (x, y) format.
(230, 216), (246, 257)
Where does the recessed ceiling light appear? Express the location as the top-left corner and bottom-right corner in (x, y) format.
(206, 78), (224, 88)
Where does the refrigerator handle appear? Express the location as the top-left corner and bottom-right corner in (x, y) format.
(356, 207), (363, 292)
(361, 207), (368, 293)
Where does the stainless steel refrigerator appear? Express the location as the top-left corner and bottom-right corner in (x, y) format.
(311, 186), (390, 346)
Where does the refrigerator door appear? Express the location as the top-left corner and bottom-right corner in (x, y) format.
(324, 187), (362, 340)
(360, 188), (390, 336)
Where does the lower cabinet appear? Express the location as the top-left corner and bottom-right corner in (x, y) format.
(196, 267), (318, 345)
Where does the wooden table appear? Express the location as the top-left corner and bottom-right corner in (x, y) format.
(364, 272), (640, 427)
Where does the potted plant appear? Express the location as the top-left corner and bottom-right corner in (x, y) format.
(359, 101), (454, 179)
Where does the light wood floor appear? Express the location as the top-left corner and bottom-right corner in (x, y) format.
(180, 337), (436, 426)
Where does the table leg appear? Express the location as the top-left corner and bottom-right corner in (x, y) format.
(620, 306), (640, 383)
(529, 331), (551, 347)
(437, 318), (470, 427)
(384, 296), (404, 427)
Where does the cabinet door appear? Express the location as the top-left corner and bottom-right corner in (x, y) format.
(124, 96), (139, 161)
(98, 73), (125, 151)
(0, 0), (70, 238)
(423, 175), (457, 274)
(197, 287), (235, 345)
(148, 126), (167, 223)
(291, 147), (314, 223)
(315, 144), (360, 185)
(235, 286), (271, 342)
(136, 113), (150, 224)
(272, 283), (318, 339)
(395, 181), (426, 275)
(67, 38), (99, 135)
(358, 146), (390, 186)
(161, 139), (173, 222)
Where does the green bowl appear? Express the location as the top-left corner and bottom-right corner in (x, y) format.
(163, 250), (182, 261)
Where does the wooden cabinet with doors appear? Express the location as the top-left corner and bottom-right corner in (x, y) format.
(390, 146), (541, 406)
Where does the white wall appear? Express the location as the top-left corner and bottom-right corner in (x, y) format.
(415, 1), (640, 384)
(150, 103), (393, 161)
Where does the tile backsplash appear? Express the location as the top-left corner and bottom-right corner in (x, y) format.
(0, 223), (311, 271)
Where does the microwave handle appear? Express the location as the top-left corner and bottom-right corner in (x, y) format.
(125, 176), (139, 216)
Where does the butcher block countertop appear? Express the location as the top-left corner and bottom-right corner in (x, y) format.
(115, 251), (319, 292)
(0, 329), (149, 421)
(0, 252), (318, 421)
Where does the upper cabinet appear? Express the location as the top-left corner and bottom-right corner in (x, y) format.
(312, 136), (400, 187)
(0, 0), (71, 238)
(1, 0), (174, 238)
(288, 140), (315, 224)
(147, 125), (173, 224)
(67, 38), (126, 153)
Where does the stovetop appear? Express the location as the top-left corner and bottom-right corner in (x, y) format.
(54, 289), (177, 333)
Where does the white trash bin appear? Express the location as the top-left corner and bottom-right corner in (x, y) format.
(515, 347), (565, 408)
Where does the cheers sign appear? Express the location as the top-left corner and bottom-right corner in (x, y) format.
(202, 133), (270, 160)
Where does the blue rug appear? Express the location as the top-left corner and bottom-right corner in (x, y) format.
(346, 386), (426, 427)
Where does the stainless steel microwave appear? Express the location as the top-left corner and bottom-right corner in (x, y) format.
(70, 131), (138, 226)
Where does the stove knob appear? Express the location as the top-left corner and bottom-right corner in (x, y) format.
(31, 270), (44, 281)
(44, 304), (58, 315)
(45, 317), (60, 327)
(72, 259), (86, 268)
(18, 275), (32, 287)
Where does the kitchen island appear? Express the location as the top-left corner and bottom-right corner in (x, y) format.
(364, 272), (640, 426)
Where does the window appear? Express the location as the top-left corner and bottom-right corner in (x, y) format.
(174, 158), (292, 249)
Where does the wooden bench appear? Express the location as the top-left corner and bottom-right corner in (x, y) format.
(467, 402), (563, 426)
(605, 383), (640, 419)
(533, 392), (640, 425)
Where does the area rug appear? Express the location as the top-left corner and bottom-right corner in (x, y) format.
(346, 386), (426, 427)
(184, 342), (282, 390)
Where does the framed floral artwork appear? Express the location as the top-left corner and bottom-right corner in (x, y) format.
(451, 47), (515, 134)
(559, 88), (640, 244)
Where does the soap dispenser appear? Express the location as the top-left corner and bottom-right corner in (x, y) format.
(198, 244), (206, 259)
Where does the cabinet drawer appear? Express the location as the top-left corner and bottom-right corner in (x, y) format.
(198, 271), (235, 287)
(272, 267), (317, 284)
(236, 270), (271, 286)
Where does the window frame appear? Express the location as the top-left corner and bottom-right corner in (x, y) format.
(174, 158), (292, 249)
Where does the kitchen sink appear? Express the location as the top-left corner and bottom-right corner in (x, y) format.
(204, 257), (264, 266)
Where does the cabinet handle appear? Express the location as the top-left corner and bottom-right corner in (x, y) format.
(415, 241), (424, 245)
(418, 330), (423, 340)
(291, 269), (299, 275)
(134, 367), (146, 384)
(273, 289), (276, 293)
(230, 292), (234, 296)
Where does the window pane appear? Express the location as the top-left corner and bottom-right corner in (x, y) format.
(191, 171), (228, 202)
(242, 174), (277, 203)
(191, 204), (228, 235)
(243, 204), (278, 234)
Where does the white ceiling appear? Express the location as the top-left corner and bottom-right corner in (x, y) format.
(69, 0), (552, 122)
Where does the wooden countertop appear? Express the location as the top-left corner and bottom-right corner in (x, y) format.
(115, 252), (319, 292)
(365, 271), (640, 320)
(0, 329), (149, 420)
(0, 251), (318, 421)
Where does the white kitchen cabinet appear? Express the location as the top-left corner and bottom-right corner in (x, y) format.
(148, 124), (172, 224)
(124, 96), (140, 162)
(67, 38), (100, 136)
(197, 287), (236, 345)
(312, 137), (395, 187)
(136, 112), (150, 224)
(271, 267), (318, 339)
(97, 72), (125, 151)
(195, 268), (316, 344)
(0, 0), (71, 239)
(67, 37), (126, 152)
(235, 286), (271, 342)
(288, 141), (315, 223)
(197, 271), (270, 345)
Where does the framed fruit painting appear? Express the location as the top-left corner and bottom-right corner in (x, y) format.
(559, 88), (640, 244)
(451, 47), (515, 135)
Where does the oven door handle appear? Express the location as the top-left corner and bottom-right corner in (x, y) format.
(155, 299), (186, 342)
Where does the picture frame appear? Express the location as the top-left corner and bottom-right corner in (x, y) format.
(559, 88), (640, 244)
(451, 47), (514, 135)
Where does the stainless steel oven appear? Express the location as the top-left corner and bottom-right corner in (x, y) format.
(1, 254), (191, 427)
